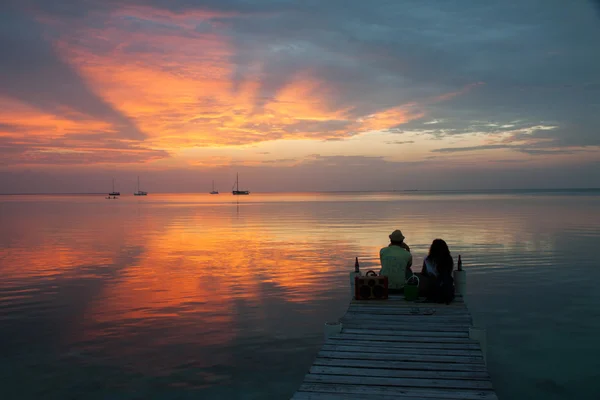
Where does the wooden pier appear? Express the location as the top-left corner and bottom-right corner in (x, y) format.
(291, 293), (497, 399)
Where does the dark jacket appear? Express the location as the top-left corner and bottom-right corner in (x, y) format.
(421, 256), (455, 304)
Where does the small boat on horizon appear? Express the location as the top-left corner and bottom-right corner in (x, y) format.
(109, 178), (120, 196)
(232, 173), (249, 195)
(210, 180), (219, 195)
(134, 176), (148, 196)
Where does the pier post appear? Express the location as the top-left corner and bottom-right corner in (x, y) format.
(453, 254), (466, 296)
(349, 257), (361, 299)
(323, 321), (342, 340)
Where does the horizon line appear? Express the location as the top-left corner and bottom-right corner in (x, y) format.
(1, 187), (599, 196)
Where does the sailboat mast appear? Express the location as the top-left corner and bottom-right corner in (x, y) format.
(236, 173), (239, 191)
(112, 178), (115, 192)
(137, 176), (140, 192)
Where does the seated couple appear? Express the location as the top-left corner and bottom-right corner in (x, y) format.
(379, 230), (455, 303)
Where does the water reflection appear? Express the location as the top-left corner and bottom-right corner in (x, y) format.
(1, 192), (599, 398)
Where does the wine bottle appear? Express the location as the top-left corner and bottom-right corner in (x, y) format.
(350, 257), (361, 299)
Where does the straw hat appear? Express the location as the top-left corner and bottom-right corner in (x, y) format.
(389, 229), (405, 242)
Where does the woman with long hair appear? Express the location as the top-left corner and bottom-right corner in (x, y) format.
(421, 239), (455, 303)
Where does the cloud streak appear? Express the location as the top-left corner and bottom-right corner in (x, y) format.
(0, 3), (145, 141)
(431, 144), (593, 155)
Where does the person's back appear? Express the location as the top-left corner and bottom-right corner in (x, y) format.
(379, 230), (413, 290)
(422, 239), (455, 304)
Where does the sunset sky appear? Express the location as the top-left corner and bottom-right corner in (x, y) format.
(1, 0), (599, 193)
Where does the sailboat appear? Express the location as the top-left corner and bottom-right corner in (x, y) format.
(232, 173), (250, 195)
(210, 180), (219, 195)
(134, 176), (148, 196)
(109, 178), (120, 196)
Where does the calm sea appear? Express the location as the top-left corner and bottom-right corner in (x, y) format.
(1, 190), (599, 399)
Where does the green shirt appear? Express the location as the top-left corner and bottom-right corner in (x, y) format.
(379, 245), (413, 289)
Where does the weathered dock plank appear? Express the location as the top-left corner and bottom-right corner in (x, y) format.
(292, 393), (474, 400)
(309, 365), (491, 380)
(320, 344), (483, 357)
(324, 338), (481, 350)
(291, 293), (496, 399)
(293, 383), (497, 400)
(317, 350), (484, 364)
(341, 322), (471, 332)
(303, 374), (494, 390)
(340, 328), (470, 337)
(329, 333), (475, 344)
(312, 357), (488, 373)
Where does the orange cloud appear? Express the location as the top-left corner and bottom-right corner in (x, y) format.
(432, 82), (485, 103)
(353, 105), (425, 133)
(0, 96), (115, 137)
(0, 95), (167, 165)
(51, 9), (436, 145)
(1, 5), (480, 167)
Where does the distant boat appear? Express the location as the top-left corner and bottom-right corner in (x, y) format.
(210, 180), (219, 195)
(134, 176), (148, 196)
(109, 178), (120, 196)
(232, 173), (250, 195)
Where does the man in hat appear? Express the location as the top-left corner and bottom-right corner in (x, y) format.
(379, 230), (413, 291)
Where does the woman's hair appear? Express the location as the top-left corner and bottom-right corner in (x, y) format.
(428, 239), (453, 275)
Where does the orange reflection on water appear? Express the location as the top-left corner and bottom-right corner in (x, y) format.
(0, 196), (363, 360)
(89, 207), (352, 326)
